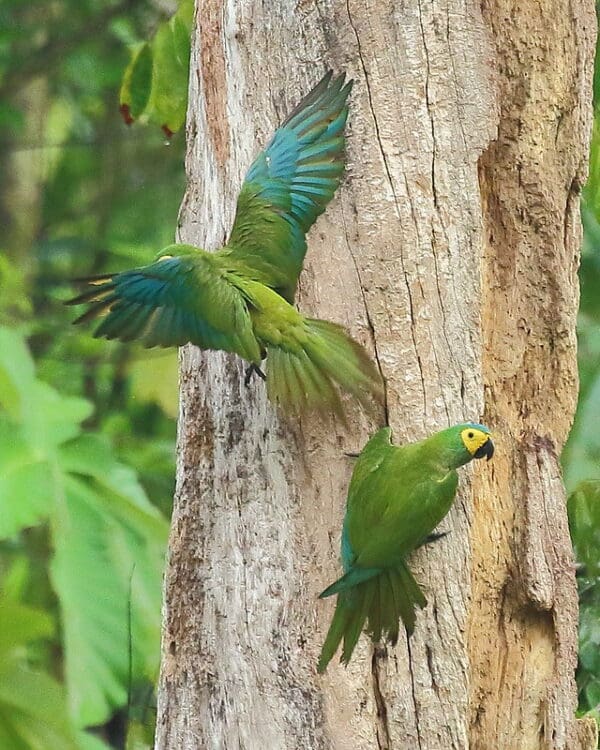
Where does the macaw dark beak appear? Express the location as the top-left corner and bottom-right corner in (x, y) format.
(474, 437), (494, 461)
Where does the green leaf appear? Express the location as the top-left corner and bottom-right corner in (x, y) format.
(119, 0), (192, 134)
(564, 365), (600, 490)
(0, 331), (169, 731)
(0, 255), (31, 324)
(22, 381), (92, 452)
(569, 481), (600, 576)
(0, 660), (80, 750)
(51, 473), (167, 727)
(585, 677), (600, 712)
(0, 599), (54, 657)
(77, 732), (113, 750)
(59, 433), (159, 514)
(126, 720), (154, 750)
(128, 351), (178, 418)
(1, 556), (30, 602)
(148, 10), (191, 134)
(0, 326), (35, 420)
(0, 422), (53, 538)
(120, 43), (153, 122)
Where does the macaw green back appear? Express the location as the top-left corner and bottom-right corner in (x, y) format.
(344, 427), (459, 569)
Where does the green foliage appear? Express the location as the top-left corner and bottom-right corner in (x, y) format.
(0, 327), (168, 736)
(569, 482), (600, 718)
(0, 597), (85, 750)
(0, 1), (185, 747)
(564, 5), (600, 736)
(120, 0), (193, 135)
(121, 44), (153, 121)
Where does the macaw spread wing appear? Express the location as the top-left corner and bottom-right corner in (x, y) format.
(67, 250), (261, 362)
(226, 71), (353, 302)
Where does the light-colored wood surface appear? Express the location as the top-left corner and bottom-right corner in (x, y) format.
(155, 1), (597, 747)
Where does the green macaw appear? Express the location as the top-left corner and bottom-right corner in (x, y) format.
(317, 422), (494, 672)
(67, 72), (383, 417)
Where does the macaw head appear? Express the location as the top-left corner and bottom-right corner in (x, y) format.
(460, 423), (494, 461)
(432, 422), (494, 468)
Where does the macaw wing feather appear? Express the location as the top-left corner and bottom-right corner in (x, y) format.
(67, 250), (261, 361)
(226, 71), (352, 301)
(347, 427), (393, 497)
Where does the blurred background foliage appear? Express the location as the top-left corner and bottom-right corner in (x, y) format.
(2, 0), (600, 747)
(566, 5), (600, 731)
(0, 0), (187, 747)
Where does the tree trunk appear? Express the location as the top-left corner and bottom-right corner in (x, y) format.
(155, 1), (598, 748)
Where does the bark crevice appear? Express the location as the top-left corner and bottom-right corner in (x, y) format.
(340, 201), (390, 426)
(371, 649), (393, 750)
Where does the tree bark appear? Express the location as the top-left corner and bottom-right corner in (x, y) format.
(155, 1), (598, 748)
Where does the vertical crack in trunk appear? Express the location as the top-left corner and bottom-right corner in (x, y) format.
(405, 640), (424, 750)
(345, 0), (429, 415)
(372, 648), (393, 750)
(340, 202), (390, 425)
(416, 0), (438, 209)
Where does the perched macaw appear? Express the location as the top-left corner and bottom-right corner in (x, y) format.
(67, 72), (383, 417)
(317, 423), (494, 672)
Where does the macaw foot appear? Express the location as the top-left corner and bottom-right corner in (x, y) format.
(244, 363), (266, 386)
(420, 531), (449, 548)
(344, 451), (361, 458)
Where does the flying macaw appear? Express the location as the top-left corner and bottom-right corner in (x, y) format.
(317, 423), (494, 672)
(67, 72), (383, 417)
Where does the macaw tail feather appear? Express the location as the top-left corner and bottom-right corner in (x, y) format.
(317, 562), (426, 673)
(266, 319), (384, 417)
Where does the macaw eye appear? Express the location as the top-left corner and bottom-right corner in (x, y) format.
(468, 432), (474, 439)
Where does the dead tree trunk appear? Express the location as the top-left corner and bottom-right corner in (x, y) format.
(155, 0), (597, 748)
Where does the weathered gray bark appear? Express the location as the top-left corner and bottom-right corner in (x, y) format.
(155, 0), (597, 748)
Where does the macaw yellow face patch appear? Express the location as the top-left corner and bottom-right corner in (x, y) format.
(460, 427), (491, 456)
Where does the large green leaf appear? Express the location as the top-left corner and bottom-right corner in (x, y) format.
(568, 482), (600, 718)
(0, 661), (80, 750)
(0, 423), (53, 538)
(0, 599), (94, 750)
(119, 43), (152, 122)
(119, 0), (193, 134)
(569, 481), (600, 575)
(0, 330), (93, 538)
(23, 382), (92, 452)
(51, 462), (167, 726)
(0, 327), (35, 420)
(55, 431), (167, 727)
(0, 329), (169, 730)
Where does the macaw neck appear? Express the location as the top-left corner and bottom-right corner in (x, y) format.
(416, 430), (472, 472)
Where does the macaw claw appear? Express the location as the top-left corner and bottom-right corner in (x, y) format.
(244, 363), (266, 386)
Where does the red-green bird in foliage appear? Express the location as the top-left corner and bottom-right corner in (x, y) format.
(317, 423), (494, 672)
(67, 72), (383, 417)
